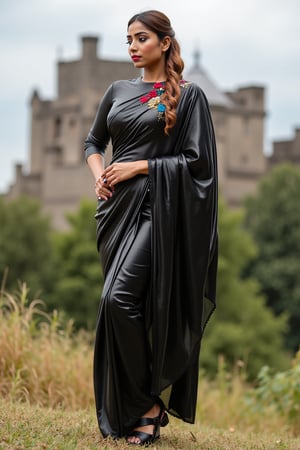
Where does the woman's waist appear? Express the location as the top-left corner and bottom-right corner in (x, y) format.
(110, 144), (171, 163)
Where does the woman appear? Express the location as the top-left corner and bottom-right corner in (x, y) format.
(84, 10), (218, 446)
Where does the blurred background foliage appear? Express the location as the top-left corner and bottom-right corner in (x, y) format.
(1, 162), (300, 378)
(48, 200), (103, 329)
(201, 196), (288, 379)
(244, 163), (300, 351)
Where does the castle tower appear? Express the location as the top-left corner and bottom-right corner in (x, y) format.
(186, 50), (266, 206)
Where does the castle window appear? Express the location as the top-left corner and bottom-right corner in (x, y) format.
(54, 117), (62, 137)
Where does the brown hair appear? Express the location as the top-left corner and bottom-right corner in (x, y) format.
(128, 10), (184, 134)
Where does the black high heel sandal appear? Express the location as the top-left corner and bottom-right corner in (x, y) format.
(158, 398), (169, 428)
(160, 410), (169, 427)
(126, 404), (164, 446)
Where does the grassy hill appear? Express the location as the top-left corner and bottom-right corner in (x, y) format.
(1, 399), (300, 450)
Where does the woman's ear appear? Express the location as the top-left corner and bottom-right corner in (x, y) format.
(161, 36), (171, 52)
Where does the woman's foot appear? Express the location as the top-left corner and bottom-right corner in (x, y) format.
(126, 403), (161, 445)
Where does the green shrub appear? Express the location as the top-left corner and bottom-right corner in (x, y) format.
(247, 350), (300, 433)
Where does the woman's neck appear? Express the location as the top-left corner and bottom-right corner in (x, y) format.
(142, 68), (167, 83)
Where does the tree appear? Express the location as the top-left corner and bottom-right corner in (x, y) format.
(200, 197), (288, 379)
(48, 199), (103, 329)
(244, 163), (300, 351)
(0, 196), (55, 295)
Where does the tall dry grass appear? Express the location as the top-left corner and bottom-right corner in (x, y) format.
(0, 283), (94, 409)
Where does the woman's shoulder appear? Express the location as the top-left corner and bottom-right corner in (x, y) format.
(107, 78), (146, 96)
(180, 79), (206, 97)
(179, 79), (209, 103)
(111, 78), (139, 86)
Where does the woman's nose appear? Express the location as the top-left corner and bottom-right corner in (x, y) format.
(129, 41), (137, 51)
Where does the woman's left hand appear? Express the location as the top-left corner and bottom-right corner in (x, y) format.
(102, 161), (148, 187)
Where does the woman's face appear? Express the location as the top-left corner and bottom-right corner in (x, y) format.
(127, 20), (166, 70)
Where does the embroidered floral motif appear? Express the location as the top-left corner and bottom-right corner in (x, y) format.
(139, 82), (166, 120)
(179, 79), (191, 88)
(139, 80), (190, 120)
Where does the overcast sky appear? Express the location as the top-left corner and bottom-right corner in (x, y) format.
(0, 0), (299, 192)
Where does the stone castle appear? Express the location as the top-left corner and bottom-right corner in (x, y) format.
(5, 36), (299, 229)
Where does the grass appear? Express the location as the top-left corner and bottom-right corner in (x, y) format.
(0, 284), (94, 409)
(1, 284), (300, 449)
(1, 399), (300, 450)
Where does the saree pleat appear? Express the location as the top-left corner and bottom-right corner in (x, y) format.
(147, 89), (218, 420)
(94, 177), (153, 437)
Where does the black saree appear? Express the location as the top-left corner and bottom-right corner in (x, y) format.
(85, 77), (218, 438)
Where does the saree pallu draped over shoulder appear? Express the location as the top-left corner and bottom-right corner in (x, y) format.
(87, 78), (218, 438)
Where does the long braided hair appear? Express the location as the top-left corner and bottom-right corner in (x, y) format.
(128, 10), (184, 135)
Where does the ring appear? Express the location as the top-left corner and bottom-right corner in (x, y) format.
(103, 178), (107, 184)
(97, 196), (101, 200)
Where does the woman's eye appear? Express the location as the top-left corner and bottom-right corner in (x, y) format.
(126, 36), (147, 45)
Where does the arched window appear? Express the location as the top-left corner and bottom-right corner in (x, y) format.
(54, 117), (62, 137)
